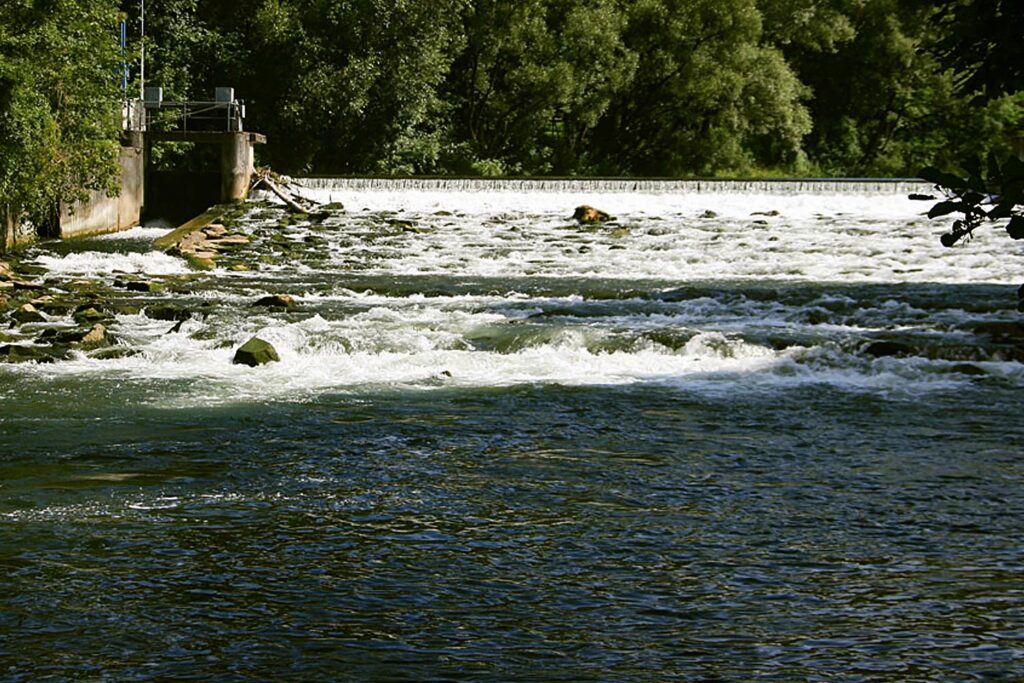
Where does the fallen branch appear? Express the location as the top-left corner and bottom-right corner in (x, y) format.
(251, 168), (320, 214)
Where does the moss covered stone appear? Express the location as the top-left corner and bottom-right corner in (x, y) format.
(232, 337), (280, 366)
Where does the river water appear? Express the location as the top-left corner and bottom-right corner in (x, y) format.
(2, 181), (1023, 680)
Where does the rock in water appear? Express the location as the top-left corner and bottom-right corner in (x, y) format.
(232, 337), (280, 366)
(12, 304), (46, 324)
(573, 205), (611, 224)
(79, 323), (110, 348)
(863, 340), (913, 358)
(253, 294), (296, 308)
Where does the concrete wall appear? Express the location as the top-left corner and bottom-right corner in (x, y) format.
(57, 145), (144, 239)
(1, 204), (38, 254)
(1, 205), (14, 254)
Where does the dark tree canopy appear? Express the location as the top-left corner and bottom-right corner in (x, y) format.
(929, 0), (1024, 101)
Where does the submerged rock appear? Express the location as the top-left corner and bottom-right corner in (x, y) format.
(0, 344), (55, 363)
(863, 340), (914, 358)
(573, 205), (611, 224)
(950, 363), (987, 376)
(232, 337), (280, 367)
(89, 346), (140, 360)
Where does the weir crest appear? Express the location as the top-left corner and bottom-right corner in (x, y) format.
(294, 177), (934, 195)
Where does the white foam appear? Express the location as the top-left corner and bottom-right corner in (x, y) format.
(10, 187), (1020, 406)
(34, 250), (189, 277)
(292, 189), (1024, 285)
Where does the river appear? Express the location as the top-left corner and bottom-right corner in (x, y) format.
(1, 180), (1022, 680)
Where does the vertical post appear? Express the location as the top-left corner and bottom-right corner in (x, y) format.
(221, 133), (253, 203)
(139, 0), (145, 101)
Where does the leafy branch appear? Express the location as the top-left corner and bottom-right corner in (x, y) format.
(914, 154), (1024, 309)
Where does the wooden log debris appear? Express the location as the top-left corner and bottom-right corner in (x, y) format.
(250, 168), (325, 216)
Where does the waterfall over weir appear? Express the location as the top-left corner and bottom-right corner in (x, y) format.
(295, 176), (934, 195)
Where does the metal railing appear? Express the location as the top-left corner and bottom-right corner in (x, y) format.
(144, 99), (246, 133)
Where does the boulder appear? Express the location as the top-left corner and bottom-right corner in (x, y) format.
(145, 305), (192, 322)
(202, 223), (228, 238)
(232, 337), (280, 366)
(78, 323), (110, 348)
(573, 205), (611, 224)
(206, 234), (250, 247)
(125, 280), (165, 293)
(73, 306), (109, 326)
(253, 294), (296, 309)
(12, 279), (45, 292)
(12, 304), (46, 324)
(45, 323), (110, 348)
(700, 210), (719, 219)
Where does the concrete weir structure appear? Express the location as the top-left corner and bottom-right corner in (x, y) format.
(54, 137), (146, 239)
(144, 130), (267, 206)
(50, 89), (264, 241)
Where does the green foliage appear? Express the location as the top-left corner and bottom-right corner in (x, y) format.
(1, 0), (123, 222)
(136, 0), (1020, 178)
(4, 0), (1021, 195)
(917, 156), (1024, 246)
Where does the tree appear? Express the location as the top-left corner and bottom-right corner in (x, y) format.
(443, 0), (637, 175)
(929, 0), (1024, 102)
(1, 0), (123, 231)
(589, 0), (811, 176)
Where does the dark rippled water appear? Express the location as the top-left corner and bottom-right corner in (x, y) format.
(2, 185), (1024, 680)
(3, 386), (1024, 680)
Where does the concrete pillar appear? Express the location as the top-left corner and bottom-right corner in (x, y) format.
(1, 204), (13, 253)
(221, 132), (253, 203)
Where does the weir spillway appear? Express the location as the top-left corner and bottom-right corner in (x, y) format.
(295, 177), (935, 195)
